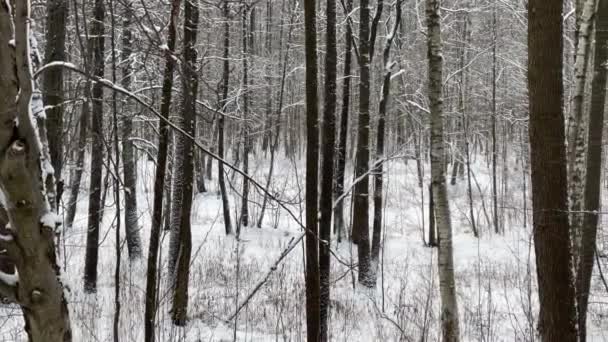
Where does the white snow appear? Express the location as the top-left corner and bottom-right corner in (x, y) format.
(40, 212), (60, 229)
(0, 154), (605, 341)
(0, 268), (18, 286)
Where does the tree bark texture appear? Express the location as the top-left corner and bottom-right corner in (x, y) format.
(527, 0), (578, 340)
(426, 0), (460, 340)
(576, 0), (608, 340)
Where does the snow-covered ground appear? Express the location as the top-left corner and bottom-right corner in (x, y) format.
(0, 152), (607, 341)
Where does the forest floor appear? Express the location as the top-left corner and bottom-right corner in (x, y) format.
(0, 153), (607, 341)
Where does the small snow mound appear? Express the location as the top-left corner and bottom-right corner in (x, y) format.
(40, 212), (61, 229)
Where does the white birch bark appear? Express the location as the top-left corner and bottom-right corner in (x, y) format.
(426, 0), (460, 341)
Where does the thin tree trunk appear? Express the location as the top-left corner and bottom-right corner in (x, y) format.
(576, 1), (608, 340)
(240, 3), (251, 230)
(319, 0), (338, 334)
(43, 0), (67, 207)
(120, 0), (142, 260)
(171, 0), (199, 326)
(258, 4), (294, 229)
(527, 0), (578, 340)
(65, 2), (93, 230)
(108, 2), (121, 337)
(333, 0), (353, 243)
(428, 183), (437, 247)
(84, 0), (106, 293)
(353, 0), (383, 289)
(304, 0), (321, 337)
(372, 1), (402, 267)
(426, 0), (460, 340)
(569, 0), (597, 253)
(491, 5), (500, 235)
(219, 0), (233, 235)
(144, 0), (181, 339)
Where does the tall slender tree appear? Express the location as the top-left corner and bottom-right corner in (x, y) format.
(577, 0), (608, 340)
(120, 0), (143, 259)
(569, 0), (597, 253)
(219, 0), (233, 235)
(171, 0), (199, 326)
(319, 0), (337, 335)
(304, 0), (321, 338)
(527, 0), (578, 340)
(240, 2), (251, 231)
(426, 0), (460, 340)
(372, 0), (402, 266)
(144, 0), (181, 339)
(333, 0), (353, 242)
(83, 0), (106, 294)
(43, 0), (67, 206)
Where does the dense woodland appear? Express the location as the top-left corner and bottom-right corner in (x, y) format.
(0, 0), (606, 341)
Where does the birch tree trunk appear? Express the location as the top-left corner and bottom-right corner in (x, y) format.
(425, 0), (460, 340)
(576, 1), (608, 340)
(528, 0), (578, 340)
(0, 1), (72, 339)
(569, 0), (597, 254)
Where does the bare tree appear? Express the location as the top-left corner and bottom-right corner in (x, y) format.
(83, 0), (106, 294)
(171, 0), (200, 326)
(304, 0), (320, 338)
(144, 0), (182, 339)
(372, 0), (402, 267)
(0, 0), (72, 340)
(333, 0), (353, 243)
(319, 0), (337, 335)
(42, 0), (67, 206)
(426, 0), (460, 340)
(528, 0), (578, 340)
(120, 0), (143, 259)
(219, 0), (233, 235)
(576, 0), (608, 340)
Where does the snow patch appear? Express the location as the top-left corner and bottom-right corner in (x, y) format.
(0, 269), (18, 286)
(40, 212), (61, 229)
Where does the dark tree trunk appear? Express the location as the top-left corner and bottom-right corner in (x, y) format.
(304, 0), (321, 338)
(43, 0), (67, 207)
(372, 1), (401, 266)
(428, 184), (436, 247)
(171, 0), (199, 326)
(333, 0), (353, 243)
(120, 0), (142, 260)
(527, 1), (578, 340)
(240, 4), (251, 231)
(219, 0), (233, 235)
(65, 3), (94, 230)
(353, 0), (383, 288)
(319, 0), (337, 335)
(144, 0), (181, 339)
(83, 0), (106, 294)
